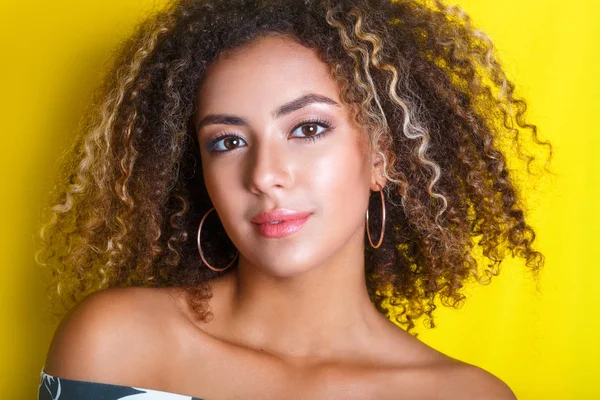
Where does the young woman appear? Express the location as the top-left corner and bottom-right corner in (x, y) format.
(37, 0), (551, 398)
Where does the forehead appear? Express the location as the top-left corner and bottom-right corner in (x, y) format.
(196, 35), (342, 116)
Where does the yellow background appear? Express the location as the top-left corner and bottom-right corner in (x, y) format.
(1, 0), (598, 398)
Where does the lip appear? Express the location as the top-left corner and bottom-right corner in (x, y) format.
(251, 209), (312, 238)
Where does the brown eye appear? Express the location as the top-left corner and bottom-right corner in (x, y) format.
(223, 137), (241, 149)
(208, 135), (247, 152)
(290, 121), (329, 139)
(301, 124), (319, 136)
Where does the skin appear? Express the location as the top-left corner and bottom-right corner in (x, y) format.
(44, 34), (517, 400)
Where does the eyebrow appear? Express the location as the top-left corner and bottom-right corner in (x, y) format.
(195, 93), (340, 133)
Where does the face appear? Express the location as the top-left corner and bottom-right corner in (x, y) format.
(195, 34), (384, 277)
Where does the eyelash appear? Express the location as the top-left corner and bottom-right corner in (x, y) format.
(206, 117), (333, 153)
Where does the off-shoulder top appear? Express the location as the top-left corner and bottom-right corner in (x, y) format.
(39, 369), (205, 400)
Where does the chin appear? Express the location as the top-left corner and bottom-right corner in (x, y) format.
(263, 263), (317, 278)
(242, 250), (324, 278)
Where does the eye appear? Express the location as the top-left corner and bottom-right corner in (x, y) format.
(207, 134), (247, 152)
(206, 118), (333, 153)
(289, 118), (332, 141)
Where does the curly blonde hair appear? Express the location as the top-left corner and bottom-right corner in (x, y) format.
(36, 0), (552, 333)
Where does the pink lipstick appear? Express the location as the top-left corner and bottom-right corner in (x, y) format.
(251, 209), (312, 238)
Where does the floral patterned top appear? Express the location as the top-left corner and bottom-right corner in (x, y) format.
(39, 370), (204, 399)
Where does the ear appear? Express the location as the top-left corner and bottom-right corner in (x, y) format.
(369, 149), (388, 191)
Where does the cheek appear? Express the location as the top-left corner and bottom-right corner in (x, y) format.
(201, 158), (237, 213)
(200, 163), (245, 245)
(200, 159), (219, 203)
(308, 139), (371, 217)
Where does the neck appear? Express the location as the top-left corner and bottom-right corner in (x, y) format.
(211, 229), (390, 362)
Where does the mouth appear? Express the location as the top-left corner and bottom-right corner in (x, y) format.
(251, 209), (312, 238)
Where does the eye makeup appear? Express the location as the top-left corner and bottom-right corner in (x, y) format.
(204, 117), (335, 153)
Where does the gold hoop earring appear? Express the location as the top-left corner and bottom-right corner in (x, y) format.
(366, 184), (386, 249)
(197, 207), (239, 272)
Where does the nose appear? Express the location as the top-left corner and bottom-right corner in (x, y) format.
(246, 139), (293, 196)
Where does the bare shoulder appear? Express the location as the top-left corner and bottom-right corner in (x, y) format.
(372, 323), (517, 399)
(427, 360), (517, 400)
(43, 286), (183, 385)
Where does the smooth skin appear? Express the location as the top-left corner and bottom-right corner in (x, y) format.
(44, 34), (517, 400)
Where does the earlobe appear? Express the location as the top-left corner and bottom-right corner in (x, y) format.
(370, 178), (387, 192)
(370, 151), (388, 191)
